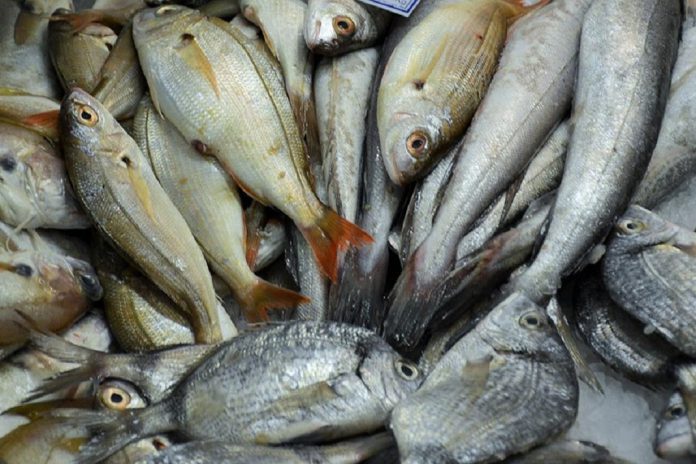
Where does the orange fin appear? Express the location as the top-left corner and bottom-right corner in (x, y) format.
(246, 232), (261, 268)
(300, 208), (374, 282)
(21, 109), (60, 134)
(14, 11), (42, 45)
(240, 279), (310, 323)
(49, 11), (103, 33)
(176, 33), (220, 98)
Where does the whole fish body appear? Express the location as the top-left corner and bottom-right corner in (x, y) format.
(602, 206), (696, 357)
(510, 0), (681, 304)
(133, 6), (371, 282)
(61, 88), (223, 344)
(134, 96), (308, 323)
(390, 292), (578, 463)
(573, 269), (676, 381)
(377, 0), (545, 186)
(74, 322), (423, 462)
(304, 0), (391, 56)
(385, 0), (590, 350)
(0, 122), (89, 229)
(655, 391), (696, 459)
(315, 47), (379, 223)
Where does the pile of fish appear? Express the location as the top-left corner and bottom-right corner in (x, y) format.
(0, 0), (695, 461)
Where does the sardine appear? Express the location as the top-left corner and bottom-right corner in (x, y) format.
(385, 0), (592, 349)
(48, 9), (117, 92)
(133, 6), (371, 281)
(377, 0), (547, 185)
(61, 88), (223, 343)
(602, 206), (696, 357)
(574, 269), (676, 382)
(390, 292), (578, 463)
(510, 0), (681, 304)
(134, 96), (307, 323)
(655, 391), (696, 459)
(304, 0), (391, 56)
(73, 322), (423, 462)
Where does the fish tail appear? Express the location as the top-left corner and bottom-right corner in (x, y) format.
(21, 109), (60, 133)
(239, 279), (310, 323)
(301, 208), (373, 282)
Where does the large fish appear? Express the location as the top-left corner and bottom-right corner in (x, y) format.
(133, 6), (371, 281)
(510, 0), (681, 304)
(385, 0), (592, 349)
(377, 0), (549, 186)
(61, 88), (224, 343)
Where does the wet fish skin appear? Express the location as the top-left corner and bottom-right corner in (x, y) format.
(505, 440), (630, 463)
(61, 87), (223, 343)
(251, 217), (286, 272)
(655, 391), (696, 459)
(304, 0), (391, 56)
(511, 0), (681, 304)
(385, 0), (590, 350)
(48, 10), (117, 92)
(651, 174), (696, 231)
(0, 122), (89, 230)
(390, 292), (578, 464)
(603, 205), (696, 357)
(133, 6), (371, 282)
(286, 227), (329, 321)
(75, 322), (423, 462)
(315, 47), (379, 224)
(0, 89), (60, 141)
(143, 432), (393, 463)
(574, 269), (676, 382)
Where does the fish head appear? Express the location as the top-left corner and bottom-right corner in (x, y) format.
(61, 87), (118, 157)
(357, 339), (424, 408)
(378, 101), (446, 186)
(66, 255), (103, 301)
(612, 205), (692, 252)
(97, 378), (149, 411)
(304, 0), (377, 55)
(478, 292), (565, 361)
(655, 392), (696, 459)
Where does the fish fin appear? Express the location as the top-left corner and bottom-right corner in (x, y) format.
(300, 208), (373, 282)
(461, 355), (492, 399)
(126, 163), (157, 223)
(4, 398), (94, 419)
(265, 380), (339, 415)
(49, 11), (103, 33)
(245, 231), (261, 268)
(239, 279), (310, 323)
(14, 11), (42, 45)
(21, 109), (60, 134)
(175, 33), (220, 98)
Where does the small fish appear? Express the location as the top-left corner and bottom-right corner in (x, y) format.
(390, 292), (578, 463)
(304, 0), (391, 56)
(61, 88), (224, 343)
(655, 391), (696, 459)
(602, 206), (696, 357)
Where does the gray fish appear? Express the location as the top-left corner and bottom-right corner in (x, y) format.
(506, 440), (630, 464)
(655, 392), (696, 459)
(74, 322), (422, 462)
(574, 269), (676, 382)
(390, 292), (578, 463)
(602, 205), (696, 357)
(510, 0), (681, 304)
(304, 0), (391, 56)
(142, 433), (393, 463)
(385, 0), (592, 350)
(652, 174), (696, 231)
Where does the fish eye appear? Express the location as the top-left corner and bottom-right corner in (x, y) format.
(519, 311), (544, 329)
(617, 219), (645, 235)
(98, 380), (146, 410)
(667, 404), (686, 419)
(406, 131), (429, 158)
(14, 263), (33, 277)
(76, 104), (98, 127)
(78, 273), (103, 301)
(0, 153), (17, 172)
(394, 359), (420, 381)
(332, 16), (356, 37)
(155, 5), (178, 16)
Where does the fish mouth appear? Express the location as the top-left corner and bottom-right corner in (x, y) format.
(655, 433), (694, 458)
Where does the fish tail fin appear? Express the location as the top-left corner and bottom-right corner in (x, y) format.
(239, 279), (310, 322)
(21, 109), (60, 133)
(301, 208), (373, 282)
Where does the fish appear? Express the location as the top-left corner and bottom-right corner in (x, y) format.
(315, 47), (379, 223)
(0, 89), (60, 141)
(655, 391), (696, 459)
(505, 440), (630, 463)
(573, 269), (676, 382)
(61, 88), (224, 344)
(602, 205), (696, 357)
(0, 122), (89, 230)
(509, 0), (681, 304)
(651, 173), (696, 231)
(73, 322), (423, 462)
(48, 9), (117, 92)
(94, 241), (196, 351)
(48, 5), (142, 32)
(134, 96), (308, 323)
(377, 0), (549, 186)
(142, 432), (393, 463)
(132, 5), (372, 281)
(304, 0), (391, 56)
(390, 292), (578, 463)
(199, 0), (241, 18)
(0, 249), (101, 346)
(385, 0), (592, 350)
(250, 218), (286, 272)
(92, 22), (147, 120)
(286, 227), (330, 320)
(0, 0), (68, 98)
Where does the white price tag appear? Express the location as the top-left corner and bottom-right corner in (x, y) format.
(357, 0), (421, 17)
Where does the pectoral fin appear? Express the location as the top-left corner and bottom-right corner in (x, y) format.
(176, 33), (220, 98)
